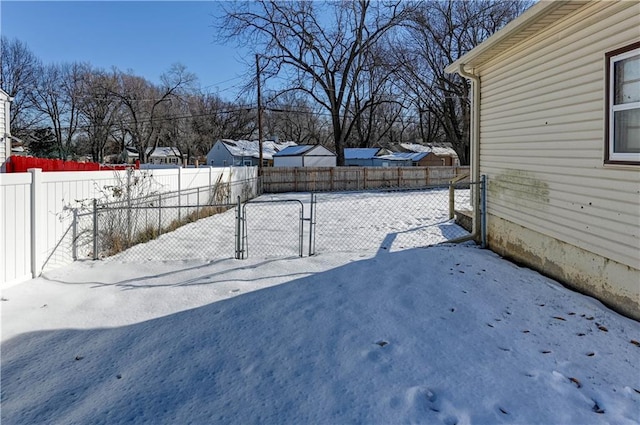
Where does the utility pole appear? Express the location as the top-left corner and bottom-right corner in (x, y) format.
(256, 54), (264, 177)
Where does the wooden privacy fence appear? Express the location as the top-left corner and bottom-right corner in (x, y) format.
(261, 166), (470, 193)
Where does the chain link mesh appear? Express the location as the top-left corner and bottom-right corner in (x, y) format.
(73, 180), (477, 262)
(240, 200), (306, 259)
(314, 185), (471, 253)
(73, 179), (259, 262)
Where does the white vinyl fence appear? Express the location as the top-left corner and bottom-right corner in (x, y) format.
(0, 166), (256, 286)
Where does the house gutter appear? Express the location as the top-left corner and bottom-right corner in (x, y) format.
(457, 64), (482, 240)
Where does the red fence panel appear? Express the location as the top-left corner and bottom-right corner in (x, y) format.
(5, 156), (138, 173)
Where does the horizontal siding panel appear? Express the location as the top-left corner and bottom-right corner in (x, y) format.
(481, 113), (602, 137)
(482, 54), (602, 109)
(480, 129), (601, 143)
(487, 177), (637, 211)
(480, 137), (602, 150)
(483, 165), (639, 200)
(482, 154), (603, 169)
(483, 151), (602, 163)
(482, 80), (602, 122)
(546, 206), (638, 233)
(547, 194), (639, 229)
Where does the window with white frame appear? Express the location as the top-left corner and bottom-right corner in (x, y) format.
(606, 42), (640, 164)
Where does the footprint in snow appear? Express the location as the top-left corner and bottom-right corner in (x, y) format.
(406, 386), (441, 413)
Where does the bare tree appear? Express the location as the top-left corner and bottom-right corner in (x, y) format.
(187, 92), (256, 157)
(0, 36), (42, 137)
(78, 68), (122, 162)
(395, 0), (531, 164)
(29, 62), (87, 158)
(221, 0), (413, 165)
(112, 64), (197, 162)
(263, 91), (329, 145)
(348, 43), (406, 148)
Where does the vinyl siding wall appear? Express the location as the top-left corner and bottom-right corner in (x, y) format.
(476, 2), (639, 317)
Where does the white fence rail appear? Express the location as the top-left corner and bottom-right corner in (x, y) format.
(0, 166), (256, 286)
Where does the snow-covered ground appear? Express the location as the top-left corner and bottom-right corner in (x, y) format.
(2, 191), (639, 424)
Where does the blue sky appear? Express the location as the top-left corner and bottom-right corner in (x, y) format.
(1, 1), (251, 99)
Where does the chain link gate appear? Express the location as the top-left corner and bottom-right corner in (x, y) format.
(235, 194), (317, 260)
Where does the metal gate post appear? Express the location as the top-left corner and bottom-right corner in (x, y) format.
(158, 193), (162, 235)
(127, 168), (132, 243)
(308, 193), (316, 256)
(481, 175), (487, 248)
(235, 196), (244, 259)
(298, 205), (304, 257)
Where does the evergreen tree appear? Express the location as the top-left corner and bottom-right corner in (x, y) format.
(28, 127), (58, 158)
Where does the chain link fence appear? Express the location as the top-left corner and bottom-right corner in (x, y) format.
(250, 182), (475, 257)
(314, 184), (473, 254)
(71, 179), (481, 263)
(72, 178), (259, 262)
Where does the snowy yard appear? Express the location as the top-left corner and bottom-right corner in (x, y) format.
(1, 191), (639, 424)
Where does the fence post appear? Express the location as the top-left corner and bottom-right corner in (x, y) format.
(481, 175), (487, 248)
(209, 166), (213, 204)
(449, 181), (455, 220)
(235, 196), (242, 259)
(308, 192), (316, 256)
(196, 187), (200, 220)
(178, 167), (182, 221)
(127, 168), (132, 243)
(92, 198), (98, 260)
(29, 168), (43, 278)
(158, 193), (162, 235)
(72, 208), (78, 261)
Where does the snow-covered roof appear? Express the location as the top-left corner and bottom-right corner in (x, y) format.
(379, 152), (428, 162)
(221, 139), (297, 160)
(273, 145), (314, 157)
(344, 148), (381, 160)
(273, 145), (337, 157)
(123, 147), (139, 158)
(145, 147), (181, 157)
(400, 143), (458, 157)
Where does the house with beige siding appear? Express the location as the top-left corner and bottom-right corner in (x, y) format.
(446, 0), (639, 319)
(0, 89), (11, 172)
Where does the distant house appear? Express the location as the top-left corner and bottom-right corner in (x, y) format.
(206, 139), (297, 167)
(145, 147), (182, 165)
(399, 143), (460, 166)
(273, 145), (337, 167)
(446, 1), (639, 319)
(344, 148), (438, 167)
(344, 148), (382, 166)
(0, 89), (12, 172)
(119, 147), (139, 164)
